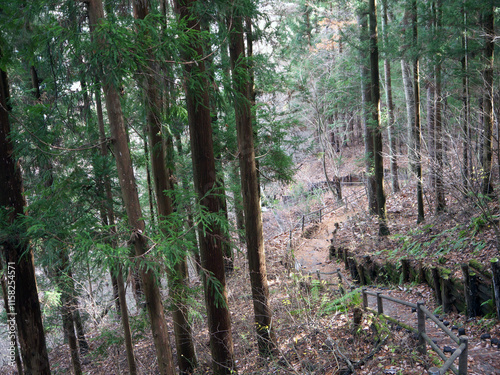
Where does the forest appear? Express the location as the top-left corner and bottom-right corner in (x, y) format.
(0, 0), (499, 374)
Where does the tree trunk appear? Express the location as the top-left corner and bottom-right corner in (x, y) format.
(381, 0), (399, 193)
(369, 0), (389, 236)
(401, 58), (415, 163)
(87, 2), (175, 374)
(232, 162), (246, 242)
(358, 5), (377, 215)
(133, 2), (198, 372)
(95, 83), (137, 375)
(427, 78), (435, 188)
(411, 0), (424, 223)
(173, 0), (236, 373)
(58, 250), (82, 375)
(0, 52), (51, 375)
(481, 2), (495, 197)
(144, 136), (157, 230)
(461, 9), (470, 193)
(228, 11), (277, 356)
(434, 0), (445, 213)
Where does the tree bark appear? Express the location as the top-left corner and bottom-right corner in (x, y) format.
(369, 0), (389, 236)
(0, 52), (51, 375)
(481, 1), (495, 197)
(95, 82), (137, 375)
(461, 4), (470, 193)
(57, 250), (82, 375)
(173, 0), (236, 373)
(411, 0), (424, 223)
(228, 11), (277, 355)
(87, 2), (175, 374)
(133, 1), (198, 372)
(434, 0), (445, 213)
(381, 0), (399, 193)
(426, 78), (435, 188)
(358, 5), (377, 215)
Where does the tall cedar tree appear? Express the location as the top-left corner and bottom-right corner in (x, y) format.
(381, 0), (399, 193)
(173, 0), (236, 373)
(87, 1), (176, 374)
(30, 59), (84, 374)
(369, 0), (389, 236)
(228, 11), (277, 355)
(358, 5), (377, 215)
(412, 0), (424, 223)
(461, 2), (470, 192)
(434, 0), (445, 212)
(133, 1), (197, 373)
(481, 1), (495, 197)
(95, 83), (137, 375)
(0, 53), (51, 375)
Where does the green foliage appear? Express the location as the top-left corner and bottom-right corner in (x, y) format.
(93, 327), (125, 357)
(319, 288), (362, 315)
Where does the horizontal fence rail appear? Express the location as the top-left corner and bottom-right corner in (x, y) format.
(361, 288), (468, 375)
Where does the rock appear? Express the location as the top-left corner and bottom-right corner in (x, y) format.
(411, 308), (417, 313)
(458, 328), (466, 336)
(443, 321), (450, 326)
(480, 333), (491, 340)
(451, 325), (458, 331)
(443, 346), (455, 354)
(490, 338), (499, 346)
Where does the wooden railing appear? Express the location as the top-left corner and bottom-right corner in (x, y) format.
(362, 288), (468, 375)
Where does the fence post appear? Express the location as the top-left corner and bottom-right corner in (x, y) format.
(458, 336), (468, 375)
(417, 301), (426, 355)
(428, 367), (440, 375)
(377, 292), (383, 315)
(362, 288), (368, 310)
(301, 216), (305, 232)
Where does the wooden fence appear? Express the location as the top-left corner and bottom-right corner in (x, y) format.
(361, 288), (468, 375)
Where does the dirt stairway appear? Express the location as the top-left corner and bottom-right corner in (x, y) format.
(292, 220), (500, 375)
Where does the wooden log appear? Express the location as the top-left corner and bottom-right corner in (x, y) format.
(461, 264), (474, 317)
(356, 261), (366, 285)
(329, 245), (335, 260)
(441, 274), (452, 313)
(348, 257), (360, 283)
(384, 262), (399, 284)
(401, 258), (410, 283)
(491, 258), (500, 320)
(431, 267), (442, 305)
(418, 262), (426, 284)
(363, 255), (376, 282)
(461, 263), (478, 317)
(361, 258), (372, 285)
(353, 307), (363, 333)
(449, 277), (466, 313)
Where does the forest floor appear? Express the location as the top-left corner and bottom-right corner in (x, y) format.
(4, 146), (500, 374)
